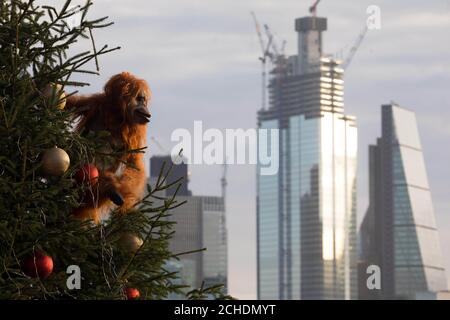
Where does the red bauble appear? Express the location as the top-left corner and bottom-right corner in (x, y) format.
(22, 251), (54, 279)
(75, 163), (99, 185)
(125, 287), (140, 300)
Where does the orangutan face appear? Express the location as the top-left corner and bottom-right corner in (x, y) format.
(129, 89), (151, 124)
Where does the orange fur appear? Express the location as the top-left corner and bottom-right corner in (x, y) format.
(67, 72), (151, 222)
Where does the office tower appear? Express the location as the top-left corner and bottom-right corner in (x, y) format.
(150, 155), (191, 196)
(149, 156), (227, 296)
(359, 103), (448, 300)
(257, 15), (358, 300)
(200, 196), (228, 289)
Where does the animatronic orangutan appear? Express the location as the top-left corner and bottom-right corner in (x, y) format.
(67, 72), (151, 222)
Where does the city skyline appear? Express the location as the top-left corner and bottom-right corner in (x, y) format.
(65, 0), (450, 299)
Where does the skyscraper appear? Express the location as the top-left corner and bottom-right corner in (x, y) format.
(149, 156), (227, 296)
(257, 15), (358, 300)
(150, 155), (191, 196)
(359, 104), (448, 300)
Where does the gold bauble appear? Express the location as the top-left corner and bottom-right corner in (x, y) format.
(119, 233), (144, 254)
(41, 146), (70, 176)
(43, 83), (66, 110)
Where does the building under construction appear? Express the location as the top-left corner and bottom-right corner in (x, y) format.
(256, 9), (358, 300)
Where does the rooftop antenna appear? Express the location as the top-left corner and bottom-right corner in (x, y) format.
(221, 160), (228, 212)
(280, 40), (287, 56)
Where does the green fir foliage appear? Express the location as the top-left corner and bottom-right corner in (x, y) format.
(0, 0), (229, 300)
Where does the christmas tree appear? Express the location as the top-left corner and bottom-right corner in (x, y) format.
(0, 0), (229, 300)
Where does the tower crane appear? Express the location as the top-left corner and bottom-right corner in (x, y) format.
(263, 23), (289, 80)
(341, 25), (368, 70)
(263, 24), (281, 60)
(309, 0), (321, 17)
(251, 11), (273, 111)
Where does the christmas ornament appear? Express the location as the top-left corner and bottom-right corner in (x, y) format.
(22, 251), (54, 279)
(43, 83), (66, 109)
(75, 163), (99, 185)
(119, 233), (144, 254)
(125, 287), (140, 300)
(41, 146), (70, 176)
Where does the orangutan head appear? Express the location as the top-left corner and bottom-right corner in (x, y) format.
(104, 72), (151, 125)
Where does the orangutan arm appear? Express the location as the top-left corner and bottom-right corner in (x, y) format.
(66, 93), (105, 116)
(99, 154), (147, 214)
(116, 163), (147, 213)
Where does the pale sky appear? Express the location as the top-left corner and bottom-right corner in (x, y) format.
(60, 0), (450, 299)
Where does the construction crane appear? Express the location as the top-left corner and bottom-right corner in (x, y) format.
(263, 23), (288, 61)
(341, 25), (368, 70)
(221, 161), (227, 212)
(263, 24), (282, 60)
(263, 23), (289, 82)
(309, 0), (321, 16)
(251, 11), (273, 110)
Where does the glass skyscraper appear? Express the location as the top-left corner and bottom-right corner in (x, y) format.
(359, 104), (448, 300)
(257, 15), (358, 300)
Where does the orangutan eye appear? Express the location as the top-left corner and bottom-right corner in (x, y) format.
(136, 95), (145, 103)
